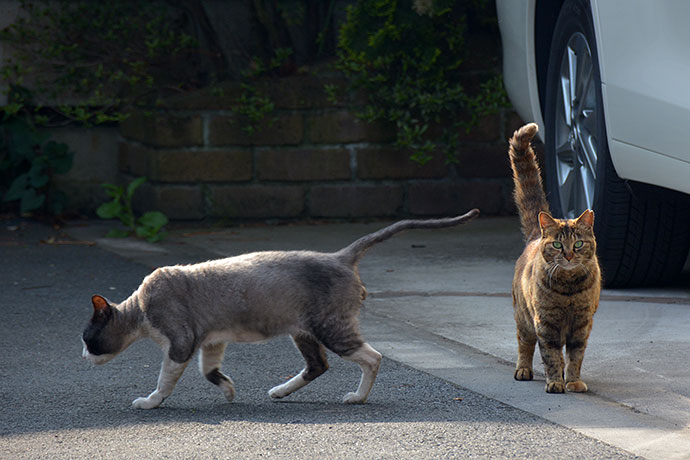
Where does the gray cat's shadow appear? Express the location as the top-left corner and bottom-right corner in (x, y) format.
(7, 350), (534, 436)
(96, 358), (520, 429)
(6, 334), (534, 436)
(113, 351), (496, 426)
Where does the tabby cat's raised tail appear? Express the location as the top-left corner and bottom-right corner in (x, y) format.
(508, 123), (549, 242)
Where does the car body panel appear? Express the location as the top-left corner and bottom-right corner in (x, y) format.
(496, 0), (545, 137)
(497, 0), (690, 195)
(592, 0), (690, 194)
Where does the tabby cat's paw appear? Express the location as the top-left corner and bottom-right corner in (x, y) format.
(545, 381), (565, 393)
(514, 368), (534, 381)
(566, 380), (588, 393)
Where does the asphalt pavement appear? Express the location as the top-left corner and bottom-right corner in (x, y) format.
(2, 215), (688, 459)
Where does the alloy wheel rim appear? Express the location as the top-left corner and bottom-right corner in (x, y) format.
(554, 32), (598, 218)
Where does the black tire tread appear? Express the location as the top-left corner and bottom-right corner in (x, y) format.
(598, 179), (690, 287)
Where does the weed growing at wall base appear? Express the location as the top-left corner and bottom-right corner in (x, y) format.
(0, 116), (73, 215)
(96, 177), (168, 242)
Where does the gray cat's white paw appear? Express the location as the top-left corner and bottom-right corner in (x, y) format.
(268, 385), (287, 399)
(342, 392), (366, 404)
(132, 394), (163, 409)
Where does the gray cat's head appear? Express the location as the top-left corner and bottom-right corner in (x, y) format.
(81, 295), (132, 365)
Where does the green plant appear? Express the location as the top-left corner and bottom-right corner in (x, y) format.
(324, 83), (339, 105)
(0, 115), (73, 214)
(232, 83), (276, 135)
(0, 0), (200, 126)
(230, 48), (294, 135)
(96, 177), (168, 242)
(336, 0), (509, 164)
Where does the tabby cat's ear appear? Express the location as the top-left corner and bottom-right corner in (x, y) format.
(91, 295), (111, 313)
(538, 211), (558, 230)
(575, 209), (595, 228)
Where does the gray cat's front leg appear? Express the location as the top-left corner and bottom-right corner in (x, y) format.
(133, 356), (189, 409)
(200, 342), (235, 402)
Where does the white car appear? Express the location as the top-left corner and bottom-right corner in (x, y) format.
(496, 0), (690, 287)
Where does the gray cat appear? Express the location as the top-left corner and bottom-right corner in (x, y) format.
(82, 209), (479, 409)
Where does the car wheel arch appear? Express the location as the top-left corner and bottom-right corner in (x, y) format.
(534, 0), (567, 116)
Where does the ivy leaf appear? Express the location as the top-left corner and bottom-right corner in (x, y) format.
(96, 200), (122, 219)
(135, 225), (167, 242)
(3, 173), (29, 201)
(102, 183), (124, 199)
(146, 230), (167, 243)
(44, 141), (73, 174)
(134, 225), (153, 239)
(106, 228), (130, 238)
(20, 188), (45, 213)
(28, 162), (49, 188)
(137, 211), (168, 230)
(126, 176), (147, 200)
(52, 154), (73, 174)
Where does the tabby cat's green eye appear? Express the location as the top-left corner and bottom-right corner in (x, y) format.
(552, 241), (563, 249)
(574, 240), (584, 248)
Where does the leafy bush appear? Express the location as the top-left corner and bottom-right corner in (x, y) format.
(0, 0), (200, 125)
(0, 116), (73, 214)
(96, 177), (168, 242)
(0, 1), (198, 218)
(336, 0), (508, 164)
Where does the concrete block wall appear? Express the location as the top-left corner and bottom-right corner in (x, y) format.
(51, 126), (121, 214)
(118, 73), (525, 221)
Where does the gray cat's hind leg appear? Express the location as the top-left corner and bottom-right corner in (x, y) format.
(200, 342), (235, 402)
(312, 323), (382, 404)
(341, 343), (381, 404)
(269, 333), (329, 399)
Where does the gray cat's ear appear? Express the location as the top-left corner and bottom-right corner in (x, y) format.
(91, 295), (110, 313)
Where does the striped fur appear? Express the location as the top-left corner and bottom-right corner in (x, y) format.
(508, 123), (602, 394)
(508, 123), (549, 242)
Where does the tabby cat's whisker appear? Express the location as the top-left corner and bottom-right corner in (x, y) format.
(547, 262), (559, 288)
(581, 264), (591, 278)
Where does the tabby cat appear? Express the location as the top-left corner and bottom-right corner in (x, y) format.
(508, 123), (601, 393)
(82, 209), (479, 409)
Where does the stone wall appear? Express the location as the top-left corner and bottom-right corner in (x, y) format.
(0, 0), (19, 106)
(118, 72), (524, 221)
(2, 0), (523, 221)
(51, 127), (121, 214)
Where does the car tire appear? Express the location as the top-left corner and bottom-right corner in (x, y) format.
(543, 0), (690, 287)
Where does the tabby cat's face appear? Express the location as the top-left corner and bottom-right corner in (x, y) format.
(539, 210), (596, 270)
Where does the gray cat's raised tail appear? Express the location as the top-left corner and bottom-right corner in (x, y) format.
(337, 208), (480, 265)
